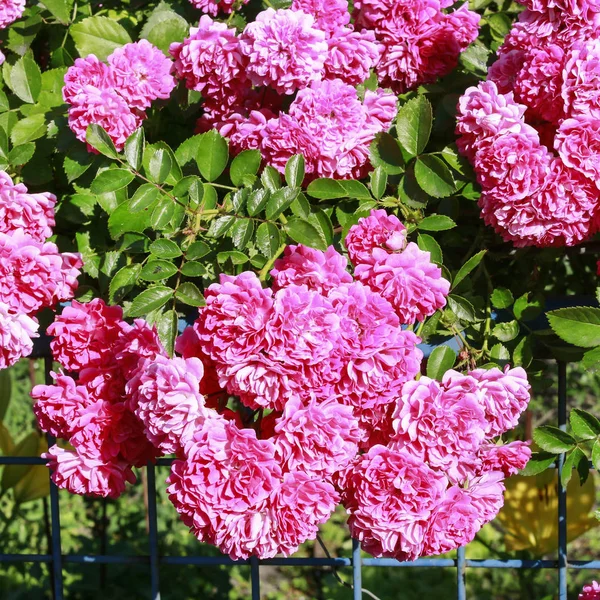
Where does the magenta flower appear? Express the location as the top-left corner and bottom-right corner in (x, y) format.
(0, 303), (38, 369)
(0, 0), (25, 28)
(580, 581), (600, 600)
(291, 0), (350, 32)
(188, 0), (249, 16)
(63, 55), (115, 104)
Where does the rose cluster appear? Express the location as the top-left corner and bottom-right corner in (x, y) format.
(171, 0), (479, 179)
(63, 40), (176, 151)
(456, 0), (600, 247)
(581, 581), (600, 600)
(32, 299), (166, 498)
(0, 0), (25, 64)
(0, 172), (81, 369)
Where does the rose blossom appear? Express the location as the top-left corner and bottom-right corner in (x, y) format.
(555, 115), (600, 184)
(580, 581), (600, 600)
(188, 0), (250, 16)
(0, 0), (25, 28)
(63, 55), (114, 104)
(291, 0), (350, 32)
(0, 302), (38, 369)
(477, 440), (532, 477)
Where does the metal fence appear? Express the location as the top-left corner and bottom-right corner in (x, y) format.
(0, 358), (596, 600)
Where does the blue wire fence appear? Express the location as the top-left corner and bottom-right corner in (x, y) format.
(0, 359), (595, 599)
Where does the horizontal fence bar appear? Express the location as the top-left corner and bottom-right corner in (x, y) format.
(4, 553), (600, 570)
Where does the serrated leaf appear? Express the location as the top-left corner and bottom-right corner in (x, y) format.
(129, 184), (160, 213)
(448, 295), (476, 322)
(109, 263), (141, 304)
(308, 210), (333, 246)
(230, 188), (248, 213)
(180, 261), (206, 277)
(86, 124), (118, 158)
(70, 16), (132, 61)
(396, 95), (433, 157)
(10, 114), (46, 145)
(592, 440), (600, 471)
(127, 286), (173, 317)
(149, 238), (182, 259)
(156, 309), (178, 357)
(108, 202), (151, 239)
(285, 218), (327, 251)
(520, 451), (555, 476)
(150, 197), (175, 229)
(547, 307), (600, 348)
(533, 426), (577, 454)
(492, 321), (520, 343)
(453, 250), (486, 288)
(175, 282), (205, 307)
(570, 408), (600, 440)
(418, 214), (457, 232)
(426, 346), (457, 380)
(261, 166), (281, 192)
(265, 187), (299, 220)
(63, 146), (94, 182)
(230, 149), (261, 187)
(414, 155), (456, 198)
(124, 128), (144, 171)
(514, 293), (544, 322)
(9, 142), (35, 166)
(207, 215), (235, 238)
(561, 448), (586, 488)
(91, 169), (134, 194)
(490, 343), (510, 362)
(247, 188), (270, 216)
(186, 240), (211, 260)
(148, 147), (172, 184)
(140, 259), (178, 282)
(285, 154), (305, 188)
(10, 53), (41, 103)
(42, 0), (72, 24)
(513, 335), (533, 368)
(196, 130), (228, 182)
(306, 178), (347, 200)
(583, 347), (600, 370)
(491, 288), (514, 309)
(370, 132), (404, 175)
(230, 219), (254, 250)
(140, 5), (188, 55)
(256, 222), (280, 259)
(370, 167), (387, 200)
(417, 233), (442, 264)
(217, 250), (249, 265)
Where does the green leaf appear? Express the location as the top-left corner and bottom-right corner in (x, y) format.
(453, 250), (486, 288)
(150, 197), (175, 229)
(491, 287), (514, 309)
(418, 214), (457, 232)
(247, 188), (270, 216)
(207, 215), (235, 238)
(10, 114), (46, 145)
(339, 180), (371, 200)
(448, 295), (476, 322)
(370, 167), (387, 200)
(230, 188), (248, 213)
(285, 218), (327, 251)
(492, 321), (520, 343)
(261, 166), (281, 192)
(86, 124), (118, 158)
(570, 408), (600, 440)
(547, 307), (600, 348)
(150, 239), (182, 259)
(9, 142), (35, 166)
(414, 155), (456, 198)
(108, 200), (150, 238)
(70, 16), (132, 61)
(514, 293), (543, 322)
(147, 147), (172, 184)
(561, 447), (586, 488)
(173, 175), (202, 200)
(426, 346), (457, 380)
(230, 150), (261, 187)
(42, 0), (72, 24)
(592, 439), (600, 471)
(230, 219), (254, 250)
(460, 40), (490, 75)
(0, 369), (12, 422)
(156, 309), (178, 357)
(217, 251), (249, 265)
(129, 184), (160, 213)
(186, 241), (211, 260)
(533, 426), (577, 454)
(513, 335), (533, 368)
(308, 210), (333, 247)
(140, 4), (188, 55)
(396, 95), (433, 157)
(140, 259), (178, 281)
(196, 130), (228, 182)
(127, 285), (173, 317)
(370, 132), (404, 174)
(285, 154), (305, 188)
(520, 451), (555, 476)
(91, 169), (134, 194)
(180, 261), (206, 277)
(63, 146), (94, 182)
(417, 233), (442, 264)
(490, 343), (510, 362)
(175, 282), (205, 307)
(1, 432), (39, 493)
(266, 187), (299, 220)
(176, 134), (202, 166)
(109, 264), (141, 304)
(9, 53), (41, 103)
(583, 347), (600, 370)
(124, 128), (144, 171)
(306, 178), (347, 200)
(256, 222), (281, 259)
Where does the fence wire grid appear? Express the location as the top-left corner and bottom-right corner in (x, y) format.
(0, 359), (595, 600)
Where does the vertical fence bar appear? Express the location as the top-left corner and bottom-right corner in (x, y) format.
(557, 361), (568, 600)
(146, 463), (161, 600)
(45, 355), (64, 600)
(457, 546), (466, 600)
(352, 539), (362, 600)
(250, 555), (261, 599)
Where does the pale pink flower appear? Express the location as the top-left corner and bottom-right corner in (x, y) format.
(465, 471), (506, 523)
(0, 0), (25, 28)
(44, 444), (136, 499)
(345, 209), (407, 265)
(239, 8), (328, 95)
(0, 302), (38, 369)
(47, 299), (123, 371)
(32, 373), (94, 439)
(354, 243), (450, 324)
(127, 355), (217, 455)
(108, 40), (176, 110)
(342, 445), (448, 561)
(580, 581), (600, 600)
(291, 0), (350, 32)
(0, 171), (56, 241)
(555, 115), (600, 184)
(274, 394), (360, 477)
(270, 245), (353, 293)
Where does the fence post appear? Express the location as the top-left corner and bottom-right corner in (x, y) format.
(457, 546), (466, 600)
(352, 538), (362, 600)
(557, 361), (568, 600)
(146, 463), (161, 600)
(250, 555), (260, 599)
